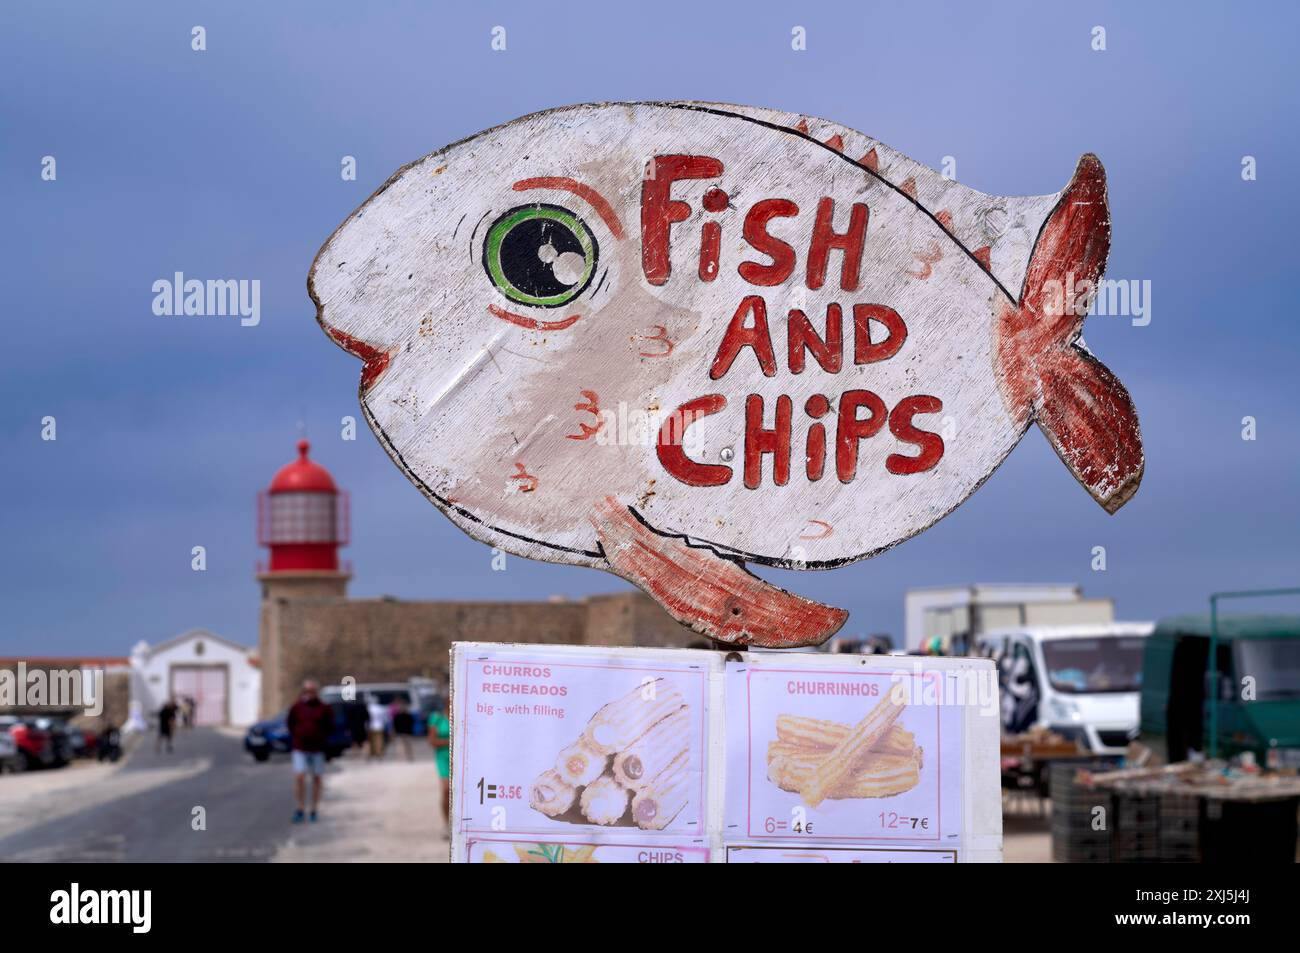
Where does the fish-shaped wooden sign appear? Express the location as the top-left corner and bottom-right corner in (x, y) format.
(309, 102), (1143, 649)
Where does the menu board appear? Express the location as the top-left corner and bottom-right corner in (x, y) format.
(451, 643), (714, 855)
(450, 643), (1000, 862)
(722, 662), (964, 845)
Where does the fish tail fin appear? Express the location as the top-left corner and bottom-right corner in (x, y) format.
(996, 153), (1144, 514)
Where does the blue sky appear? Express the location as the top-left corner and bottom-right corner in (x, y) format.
(3, 1), (1298, 655)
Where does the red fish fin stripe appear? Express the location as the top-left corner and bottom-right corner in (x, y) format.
(1020, 153), (1110, 319)
(996, 153), (1144, 513)
(1036, 347), (1144, 513)
(325, 327), (391, 393)
(589, 498), (848, 648)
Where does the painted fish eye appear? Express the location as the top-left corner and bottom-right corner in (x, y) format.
(483, 204), (598, 308)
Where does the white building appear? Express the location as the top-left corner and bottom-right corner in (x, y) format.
(904, 584), (1114, 653)
(130, 629), (262, 727)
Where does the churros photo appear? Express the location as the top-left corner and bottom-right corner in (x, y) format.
(529, 678), (698, 830)
(766, 687), (923, 807)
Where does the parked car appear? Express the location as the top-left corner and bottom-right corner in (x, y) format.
(244, 704), (352, 762)
(977, 622), (1154, 755)
(34, 717), (74, 766)
(0, 715), (69, 770)
(79, 728), (99, 759)
(1140, 613), (1300, 766)
(64, 726), (89, 759)
(322, 680), (440, 736)
(0, 725), (23, 774)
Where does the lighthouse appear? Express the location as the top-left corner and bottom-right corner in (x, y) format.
(258, 439), (350, 573)
(257, 439), (350, 715)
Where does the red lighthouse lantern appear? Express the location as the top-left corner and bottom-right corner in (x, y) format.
(257, 440), (350, 573)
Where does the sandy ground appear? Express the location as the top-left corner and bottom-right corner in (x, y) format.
(1, 731), (1044, 863)
(1002, 803), (1053, 863)
(272, 753), (449, 863)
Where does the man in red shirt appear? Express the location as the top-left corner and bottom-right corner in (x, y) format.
(287, 680), (334, 823)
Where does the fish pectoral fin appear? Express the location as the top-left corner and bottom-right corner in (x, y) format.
(589, 498), (848, 648)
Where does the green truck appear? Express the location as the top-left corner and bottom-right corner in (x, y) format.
(1140, 613), (1300, 768)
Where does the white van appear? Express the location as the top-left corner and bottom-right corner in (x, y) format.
(976, 623), (1154, 755)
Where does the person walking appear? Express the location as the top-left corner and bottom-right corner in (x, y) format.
(427, 705), (451, 825)
(156, 698), (177, 753)
(287, 680), (334, 823)
(366, 694), (388, 759)
(345, 697), (368, 754)
(391, 698), (415, 761)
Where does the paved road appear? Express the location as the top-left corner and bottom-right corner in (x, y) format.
(0, 728), (317, 862)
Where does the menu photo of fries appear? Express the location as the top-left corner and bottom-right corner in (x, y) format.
(529, 678), (696, 831)
(767, 689), (922, 808)
(479, 843), (601, 864)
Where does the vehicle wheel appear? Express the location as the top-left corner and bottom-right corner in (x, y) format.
(252, 749), (271, 762)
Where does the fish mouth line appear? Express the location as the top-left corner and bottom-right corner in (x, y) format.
(325, 326), (393, 393)
(487, 304), (581, 331)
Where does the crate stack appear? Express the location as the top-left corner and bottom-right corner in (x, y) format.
(1111, 789), (1163, 861)
(1049, 760), (1115, 863)
(1085, 762), (1300, 863)
(1156, 793), (1201, 862)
